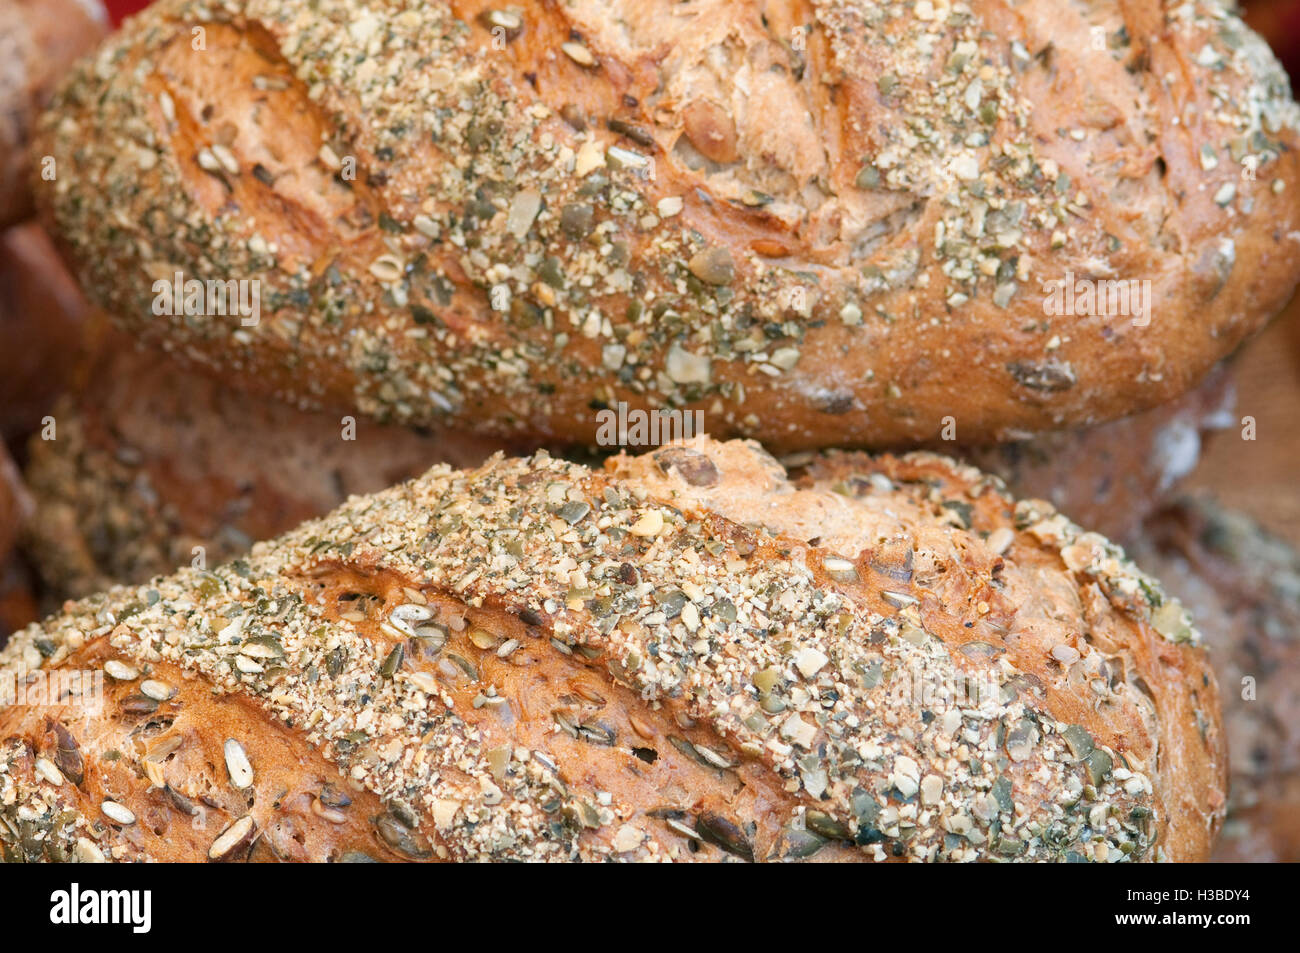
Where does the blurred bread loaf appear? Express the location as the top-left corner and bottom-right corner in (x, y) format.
(1126, 497), (1300, 863)
(0, 0), (106, 227)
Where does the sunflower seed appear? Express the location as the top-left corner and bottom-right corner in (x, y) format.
(140, 679), (175, 701)
(369, 254), (405, 283)
(103, 660), (138, 681)
(561, 41), (595, 67)
(822, 557), (859, 583)
(881, 590), (918, 608)
(223, 739), (254, 789)
(101, 800), (136, 825)
(34, 758), (64, 786)
(208, 815), (254, 861)
(311, 799), (347, 824)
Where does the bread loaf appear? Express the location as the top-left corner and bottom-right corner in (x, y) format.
(23, 324), (514, 601)
(33, 0), (1300, 451)
(0, 0), (106, 228)
(0, 437), (1225, 861)
(0, 442), (35, 643)
(1126, 496), (1300, 863)
(0, 222), (91, 441)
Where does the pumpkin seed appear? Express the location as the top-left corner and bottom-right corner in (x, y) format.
(51, 723), (83, 786)
(380, 644), (404, 678)
(1086, 749), (1113, 786)
(805, 810), (851, 841)
(377, 815), (431, 858)
(688, 247), (735, 285)
(1062, 724), (1094, 760)
(694, 813), (754, 861)
(781, 826), (827, 858)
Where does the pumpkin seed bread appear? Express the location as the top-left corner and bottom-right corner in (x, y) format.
(0, 0), (105, 228)
(0, 437), (1225, 861)
(33, 0), (1300, 451)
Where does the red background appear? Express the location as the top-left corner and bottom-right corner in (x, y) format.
(101, 0), (1300, 81)
(102, 0), (1300, 79)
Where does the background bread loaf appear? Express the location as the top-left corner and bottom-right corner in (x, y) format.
(33, 0), (1300, 451)
(0, 437), (1225, 861)
(0, 0), (106, 228)
(22, 323), (516, 601)
(1126, 497), (1300, 863)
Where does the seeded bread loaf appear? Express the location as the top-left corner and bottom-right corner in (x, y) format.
(0, 0), (105, 228)
(1126, 496), (1300, 863)
(24, 323), (515, 602)
(33, 0), (1300, 452)
(0, 437), (1225, 862)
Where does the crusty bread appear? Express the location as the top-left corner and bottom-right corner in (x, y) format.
(24, 323), (517, 602)
(1126, 496), (1300, 863)
(0, 0), (105, 228)
(0, 222), (92, 441)
(0, 437), (1225, 861)
(33, 0), (1300, 451)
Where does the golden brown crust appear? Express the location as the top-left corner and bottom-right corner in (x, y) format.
(0, 0), (106, 228)
(23, 327), (516, 601)
(1126, 496), (1300, 863)
(0, 437), (1225, 861)
(32, 0), (1300, 451)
